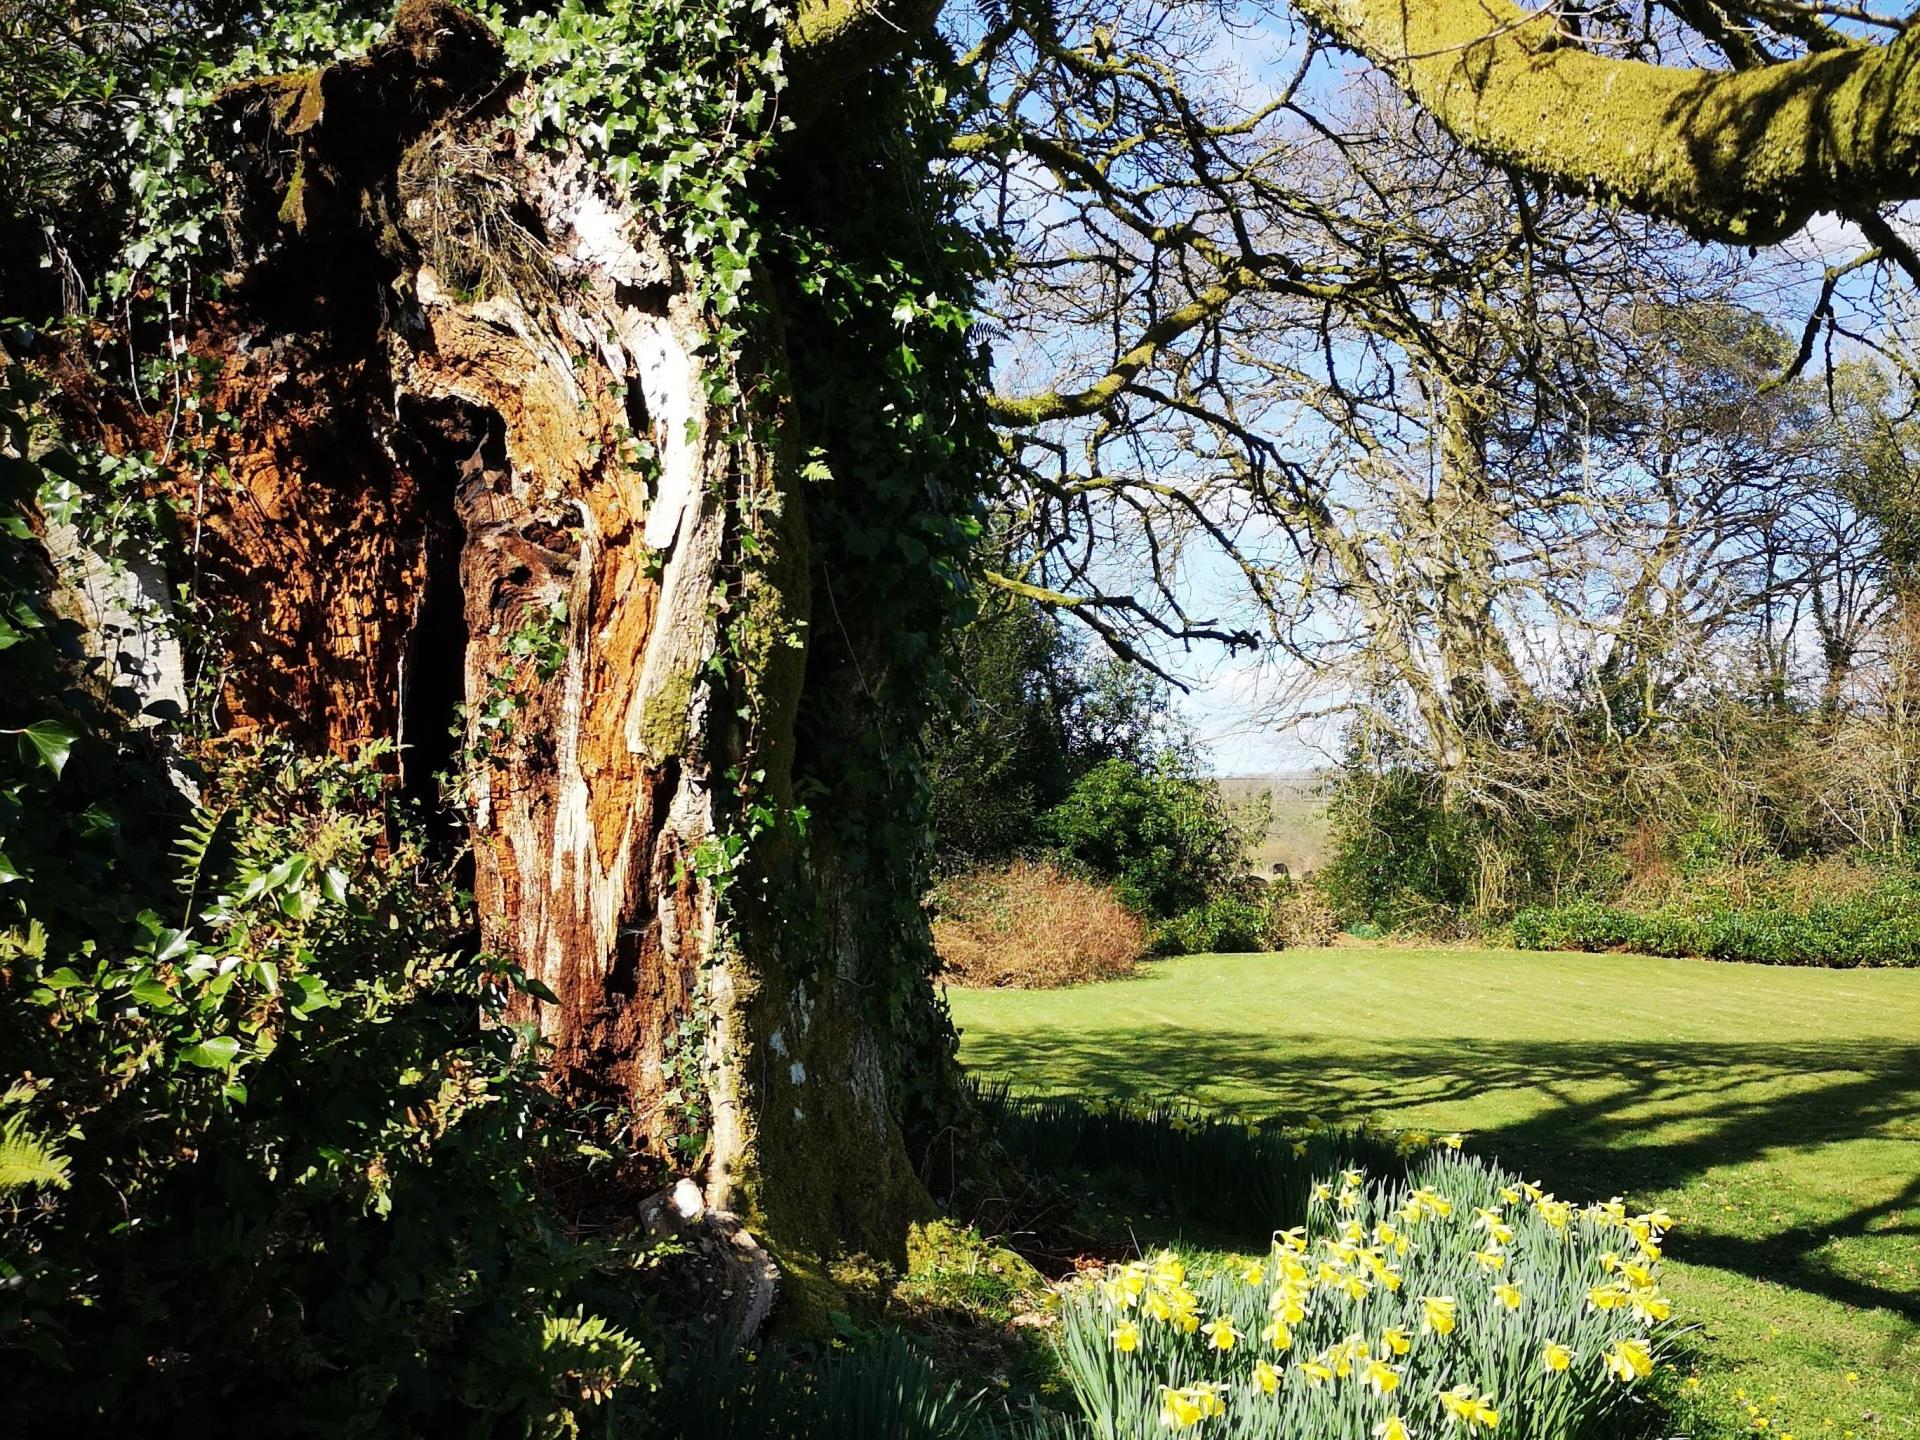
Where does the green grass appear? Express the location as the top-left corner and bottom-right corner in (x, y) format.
(951, 946), (1920, 1438)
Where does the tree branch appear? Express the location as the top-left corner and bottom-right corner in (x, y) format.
(1293, 0), (1920, 242)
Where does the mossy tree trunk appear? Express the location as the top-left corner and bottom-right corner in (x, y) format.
(149, 0), (934, 1285)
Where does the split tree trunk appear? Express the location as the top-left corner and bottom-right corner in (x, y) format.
(141, 0), (931, 1288)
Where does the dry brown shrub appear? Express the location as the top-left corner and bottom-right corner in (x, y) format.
(1263, 884), (1338, 948)
(931, 860), (1146, 988)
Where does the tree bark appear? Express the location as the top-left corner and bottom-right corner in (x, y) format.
(146, 0), (930, 1296)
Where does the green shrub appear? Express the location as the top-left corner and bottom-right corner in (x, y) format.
(0, 743), (661, 1432)
(1052, 1153), (1678, 1439)
(1152, 891), (1272, 956)
(1041, 756), (1247, 919)
(1150, 881), (1341, 957)
(1512, 867), (1920, 967)
(1317, 769), (1484, 933)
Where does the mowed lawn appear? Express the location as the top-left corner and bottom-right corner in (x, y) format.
(952, 947), (1920, 1437)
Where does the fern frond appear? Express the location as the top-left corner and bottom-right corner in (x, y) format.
(173, 803), (222, 894)
(0, 1113), (70, 1194)
(172, 802), (228, 924)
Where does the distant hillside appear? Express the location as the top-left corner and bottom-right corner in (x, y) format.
(1217, 772), (1331, 878)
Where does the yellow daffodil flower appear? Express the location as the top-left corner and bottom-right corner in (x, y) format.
(1159, 1386), (1206, 1428)
(1494, 1283), (1523, 1312)
(1377, 1417), (1411, 1440)
(1472, 1248), (1507, 1271)
(1544, 1340), (1573, 1373)
(1253, 1359), (1279, 1396)
(1203, 1315), (1241, 1351)
(1261, 1317), (1293, 1350)
(1420, 1295), (1457, 1336)
(1438, 1133), (1464, 1150)
(1604, 1337), (1654, 1382)
(1239, 1259), (1265, 1287)
(1112, 1320), (1140, 1353)
(1629, 1287), (1672, 1324)
(1363, 1359), (1403, 1396)
(1300, 1359), (1335, 1386)
(1439, 1384), (1500, 1429)
(1380, 1326), (1412, 1356)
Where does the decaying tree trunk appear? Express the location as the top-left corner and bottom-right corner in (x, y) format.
(145, 0), (930, 1297)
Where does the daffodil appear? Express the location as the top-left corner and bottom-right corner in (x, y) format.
(1587, 1281), (1630, 1311)
(1604, 1337), (1654, 1382)
(1543, 1340), (1573, 1373)
(1261, 1316), (1294, 1350)
(1377, 1417), (1411, 1440)
(1362, 1358), (1403, 1396)
(1299, 1358), (1335, 1385)
(1421, 1295), (1457, 1336)
(1252, 1359), (1280, 1396)
(1438, 1133), (1464, 1150)
(1111, 1320), (1140, 1353)
(1203, 1315), (1241, 1351)
(1629, 1286), (1672, 1324)
(1471, 1247), (1507, 1271)
(1239, 1259), (1265, 1286)
(1493, 1283), (1523, 1312)
(1438, 1384), (1500, 1429)
(1160, 1386), (1205, 1428)
(1380, 1325), (1411, 1356)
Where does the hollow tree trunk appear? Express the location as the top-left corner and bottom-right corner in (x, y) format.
(139, 0), (931, 1287)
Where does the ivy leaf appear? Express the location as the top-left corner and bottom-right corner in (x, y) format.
(130, 975), (174, 1008)
(289, 974), (333, 1017)
(179, 1035), (242, 1070)
(18, 720), (77, 780)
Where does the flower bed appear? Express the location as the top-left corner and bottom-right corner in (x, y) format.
(1053, 1153), (1677, 1438)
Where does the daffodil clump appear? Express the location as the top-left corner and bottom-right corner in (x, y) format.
(1054, 1152), (1677, 1439)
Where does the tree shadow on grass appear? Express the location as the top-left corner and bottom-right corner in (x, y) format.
(961, 1027), (1920, 1335)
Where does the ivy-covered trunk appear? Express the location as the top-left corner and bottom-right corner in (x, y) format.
(122, 0), (964, 1289)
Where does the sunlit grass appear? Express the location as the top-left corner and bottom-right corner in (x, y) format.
(952, 946), (1920, 1438)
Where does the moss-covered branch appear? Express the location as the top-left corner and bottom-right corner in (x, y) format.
(1294, 0), (1920, 242)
